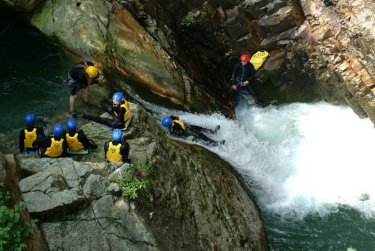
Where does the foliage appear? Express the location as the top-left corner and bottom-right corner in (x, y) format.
(114, 167), (147, 200)
(0, 191), (37, 251)
(180, 13), (197, 28)
(180, 5), (209, 28)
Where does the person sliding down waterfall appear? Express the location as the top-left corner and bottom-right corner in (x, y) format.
(81, 92), (132, 129)
(161, 116), (225, 147)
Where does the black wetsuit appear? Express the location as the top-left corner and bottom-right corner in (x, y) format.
(104, 139), (130, 163)
(169, 116), (221, 146)
(19, 126), (45, 153)
(67, 61), (99, 95)
(82, 101), (127, 129)
(231, 61), (258, 103)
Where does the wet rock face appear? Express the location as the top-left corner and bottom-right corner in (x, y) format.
(5, 0), (375, 120)
(299, 0), (375, 122)
(121, 0), (317, 103)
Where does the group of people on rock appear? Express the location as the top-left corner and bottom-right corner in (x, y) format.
(19, 52), (260, 163)
(19, 111), (131, 163)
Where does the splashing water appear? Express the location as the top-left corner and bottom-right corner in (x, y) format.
(143, 94), (375, 219)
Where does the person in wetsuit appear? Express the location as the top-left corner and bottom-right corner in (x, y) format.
(81, 92), (131, 129)
(19, 113), (45, 154)
(67, 61), (104, 118)
(161, 116), (224, 146)
(33, 123), (67, 158)
(231, 53), (259, 105)
(104, 129), (130, 163)
(65, 118), (91, 153)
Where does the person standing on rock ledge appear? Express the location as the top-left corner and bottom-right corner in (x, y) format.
(67, 61), (104, 118)
(104, 129), (131, 163)
(231, 53), (259, 105)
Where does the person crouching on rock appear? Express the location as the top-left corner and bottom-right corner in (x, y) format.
(82, 92), (132, 129)
(33, 123), (67, 158)
(104, 129), (131, 163)
(161, 116), (225, 146)
(67, 61), (104, 118)
(65, 118), (92, 154)
(19, 113), (45, 155)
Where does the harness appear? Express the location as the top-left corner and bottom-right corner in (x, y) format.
(113, 99), (131, 122)
(44, 138), (64, 157)
(107, 142), (122, 163)
(24, 128), (37, 148)
(66, 132), (84, 151)
(172, 119), (186, 130)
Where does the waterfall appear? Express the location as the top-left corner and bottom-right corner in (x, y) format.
(136, 92), (375, 219)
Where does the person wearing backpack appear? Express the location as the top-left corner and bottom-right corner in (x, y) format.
(231, 53), (259, 105)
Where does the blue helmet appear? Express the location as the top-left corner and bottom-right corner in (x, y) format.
(112, 92), (124, 102)
(161, 116), (172, 128)
(24, 113), (36, 127)
(112, 129), (123, 141)
(65, 118), (77, 131)
(53, 123), (64, 137)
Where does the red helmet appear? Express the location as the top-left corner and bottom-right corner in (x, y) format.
(240, 54), (250, 61)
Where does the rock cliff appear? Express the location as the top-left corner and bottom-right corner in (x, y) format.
(9, 104), (268, 250)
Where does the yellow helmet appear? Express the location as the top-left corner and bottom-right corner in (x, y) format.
(85, 66), (98, 78)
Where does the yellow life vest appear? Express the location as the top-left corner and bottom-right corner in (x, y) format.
(66, 132), (84, 151)
(45, 138), (64, 157)
(114, 99), (131, 122)
(107, 142), (122, 163)
(250, 50), (270, 70)
(24, 128), (37, 148)
(172, 119), (186, 130)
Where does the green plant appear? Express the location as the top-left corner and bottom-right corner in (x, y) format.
(180, 5), (209, 28)
(0, 191), (37, 251)
(180, 13), (197, 28)
(116, 168), (147, 200)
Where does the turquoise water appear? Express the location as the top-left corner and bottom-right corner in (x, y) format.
(0, 9), (73, 133)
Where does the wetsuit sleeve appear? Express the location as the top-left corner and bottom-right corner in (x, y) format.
(78, 130), (90, 149)
(116, 107), (126, 123)
(62, 139), (68, 156)
(231, 63), (240, 84)
(120, 141), (130, 162)
(37, 127), (45, 138)
(104, 141), (109, 159)
(19, 129), (25, 153)
(33, 136), (51, 149)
